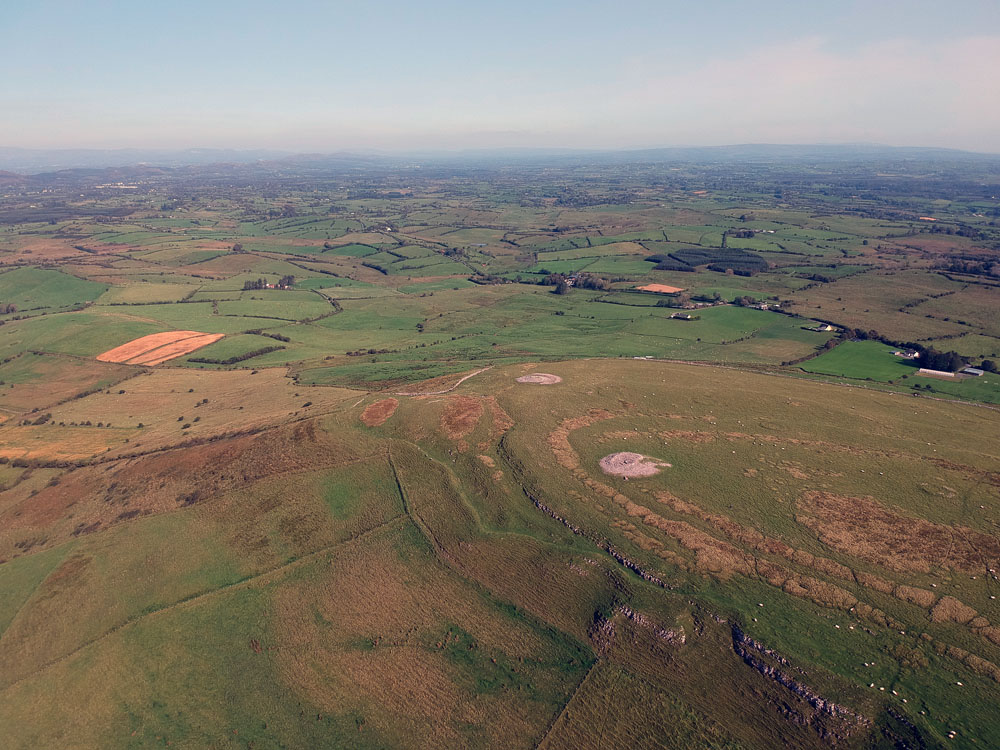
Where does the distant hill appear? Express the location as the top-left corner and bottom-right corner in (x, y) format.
(0, 147), (291, 174)
(2, 143), (998, 175)
(0, 170), (28, 186)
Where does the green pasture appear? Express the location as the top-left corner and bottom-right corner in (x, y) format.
(0, 267), (107, 312)
(801, 341), (916, 381)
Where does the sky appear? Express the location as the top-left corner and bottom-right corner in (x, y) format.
(2, 0), (999, 152)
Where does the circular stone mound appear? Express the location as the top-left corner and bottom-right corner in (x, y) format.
(599, 452), (670, 477)
(516, 373), (562, 384)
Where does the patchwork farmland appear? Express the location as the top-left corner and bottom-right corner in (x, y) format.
(0, 151), (998, 748)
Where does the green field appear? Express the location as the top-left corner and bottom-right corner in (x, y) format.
(0, 267), (107, 312)
(800, 340), (916, 381)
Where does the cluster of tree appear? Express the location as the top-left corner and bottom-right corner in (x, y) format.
(800, 273), (837, 283)
(656, 293), (692, 308)
(244, 329), (290, 342)
(733, 296), (761, 307)
(539, 272), (610, 294)
(346, 348), (399, 356)
(469, 273), (511, 285)
(841, 327), (885, 342)
(654, 259), (697, 272)
(242, 275), (294, 291)
(549, 276), (571, 294)
(924, 223), (984, 239)
(937, 259), (1000, 279)
(574, 273), (610, 291)
(188, 345), (285, 366)
(708, 264), (758, 277)
(726, 228), (756, 239)
(361, 261), (389, 275)
(917, 347), (968, 372)
(20, 412), (52, 426)
(645, 247), (768, 275)
(264, 204), (298, 219)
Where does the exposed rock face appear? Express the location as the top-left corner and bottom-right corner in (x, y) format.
(732, 625), (869, 730)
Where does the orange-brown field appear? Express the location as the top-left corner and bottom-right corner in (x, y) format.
(96, 330), (225, 365)
(636, 283), (686, 294)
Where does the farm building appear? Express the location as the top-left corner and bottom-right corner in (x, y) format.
(963, 367), (985, 377)
(893, 349), (919, 359)
(918, 368), (958, 378)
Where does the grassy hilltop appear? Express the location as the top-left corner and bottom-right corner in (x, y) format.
(0, 154), (998, 747)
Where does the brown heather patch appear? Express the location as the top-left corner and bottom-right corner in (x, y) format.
(782, 464), (811, 480)
(542, 405), (1000, 683)
(361, 398), (399, 427)
(440, 396), (483, 440)
(477, 455), (495, 468)
(36, 554), (91, 600)
(655, 491), (859, 585)
(964, 654), (1000, 682)
(930, 596), (978, 624)
(547, 410), (614, 470)
(628, 497), (874, 616)
(894, 585), (938, 609)
(485, 396), (514, 439)
(719, 432), (1000, 488)
(797, 491), (1000, 574)
(650, 490), (994, 630)
(855, 571), (894, 595)
(0, 419), (357, 561)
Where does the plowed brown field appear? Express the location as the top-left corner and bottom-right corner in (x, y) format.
(96, 331), (224, 365)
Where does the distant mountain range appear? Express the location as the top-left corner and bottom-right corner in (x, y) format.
(0, 147), (291, 174)
(0, 143), (998, 177)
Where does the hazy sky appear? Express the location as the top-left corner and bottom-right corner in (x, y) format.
(3, 0), (999, 152)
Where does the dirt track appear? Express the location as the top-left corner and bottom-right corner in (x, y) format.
(394, 367), (491, 396)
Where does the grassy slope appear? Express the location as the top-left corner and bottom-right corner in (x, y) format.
(0, 267), (107, 312)
(1, 360), (997, 747)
